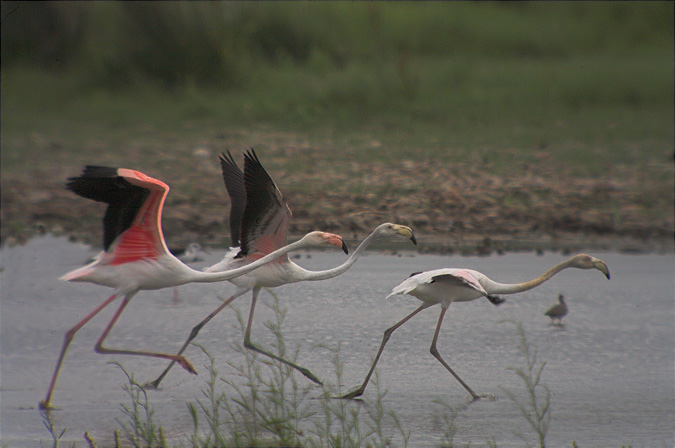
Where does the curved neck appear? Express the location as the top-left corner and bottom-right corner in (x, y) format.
(482, 258), (576, 295)
(184, 239), (304, 284)
(300, 228), (383, 281)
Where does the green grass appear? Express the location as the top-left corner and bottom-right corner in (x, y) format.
(2, 2), (672, 177)
(1, 2), (672, 247)
(2, 50), (672, 175)
(500, 321), (551, 448)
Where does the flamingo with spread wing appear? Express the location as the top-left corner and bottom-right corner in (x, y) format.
(146, 150), (417, 388)
(40, 166), (347, 409)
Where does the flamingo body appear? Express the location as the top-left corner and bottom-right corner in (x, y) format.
(61, 254), (197, 292)
(388, 269), (499, 307)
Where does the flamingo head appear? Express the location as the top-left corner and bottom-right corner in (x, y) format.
(376, 223), (417, 245)
(570, 254), (610, 279)
(301, 231), (349, 254)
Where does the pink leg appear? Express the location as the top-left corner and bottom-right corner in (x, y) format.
(93, 293), (197, 374)
(243, 287), (323, 384)
(429, 307), (480, 400)
(40, 293), (119, 410)
(340, 304), (429, 399)
(144, 287), (250, 389)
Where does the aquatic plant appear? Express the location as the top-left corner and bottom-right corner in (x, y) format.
(187, 292), (407, 446)
(114, 362), (168, 448)
(187, 294), (313, 447)
(38, 304), (563, 447)
(500, 320), (551, 448)
(41, 412), (69, 448)
(137, 290), (406, 447)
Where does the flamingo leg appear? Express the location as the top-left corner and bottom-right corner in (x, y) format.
(243, 286), (323, 385)
(40, 293), (120, 410)
(429, 307), (480, 400)
(92, 293), (197, 376)
(143, 287), (251, 389)
(339, 303), (429, 399)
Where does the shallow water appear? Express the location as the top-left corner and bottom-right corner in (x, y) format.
(1, 236), (673, 447)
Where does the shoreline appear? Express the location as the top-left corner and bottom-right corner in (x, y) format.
(4, 228), (671, 256)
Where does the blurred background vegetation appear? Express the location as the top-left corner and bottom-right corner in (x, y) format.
(1, 1), (673, 248)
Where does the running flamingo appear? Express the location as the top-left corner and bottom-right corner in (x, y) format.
(40, 166), (347, 409)
(339, 254), (610, 400)
(146, 150), (417, 388)
(174, 243), (209, 263)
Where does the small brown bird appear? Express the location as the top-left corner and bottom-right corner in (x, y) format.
(545, 294), (568, 324)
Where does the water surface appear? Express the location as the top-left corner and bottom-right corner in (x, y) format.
(1, 236), (672, 446)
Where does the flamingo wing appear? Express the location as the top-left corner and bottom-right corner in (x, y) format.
(239, 149), (292, 258)
(386, 269), (443, 298)
(66, 166), (169, 263)
(388, 269), (504, 305)
(431, 271), (489, 293)
(219, 151), (246, 247)
(431, 270), (505, 305)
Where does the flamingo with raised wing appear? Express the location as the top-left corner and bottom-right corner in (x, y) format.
(339, 254), (610, 400)
(146, 150), (417, 388)
(40, 166), (347, 410)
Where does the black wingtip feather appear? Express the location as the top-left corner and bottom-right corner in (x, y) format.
(245, 148), (260, 164)
(219, 151), (246, 247)
(239, 149), (291, 256)
(66, 165), (118, 190)
(66, 166), (149, 251)
(219, 151), (236, 170)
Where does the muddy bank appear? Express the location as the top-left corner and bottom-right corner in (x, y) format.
(2, 157), (672, 254)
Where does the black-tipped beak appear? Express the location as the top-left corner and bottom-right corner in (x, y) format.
(604, 269), (610, 280)
(341, 241), (349, 254)
(410, 233), (417, 245)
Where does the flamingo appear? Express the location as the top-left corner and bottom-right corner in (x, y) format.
(339, 254), (610, 400)
(174, 243), (209, 263)
(145, 150), (417, 388)
(544, 294), (568, 325)
(40, 166), (348, 410)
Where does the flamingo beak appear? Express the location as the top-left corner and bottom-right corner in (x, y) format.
(593, 259), (610, 279)
(394, 225), (417, 245)
(341, 240), (349, 254)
